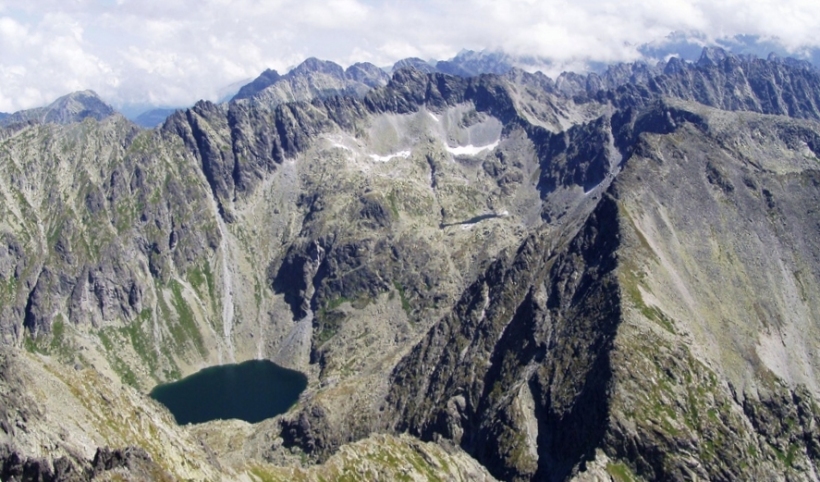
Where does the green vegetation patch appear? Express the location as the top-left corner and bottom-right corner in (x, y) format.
(167, 280), (207, 357)
(607, 462), (637, 482)
(118, 309), (160, 377)
(393, 282), (411, 316)
(315, 296), (352, 345)
(622, 268), (675, 334)
(98, 328), (139, 388)
(387, 190), (400, 217)
(187, 261), (216, 316)
(23, 315), (76, 361)
(773, 443), (800, 468)
(315, 293), (378, 345)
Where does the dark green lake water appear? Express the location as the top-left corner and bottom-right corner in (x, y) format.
(149, 360), (307, 425)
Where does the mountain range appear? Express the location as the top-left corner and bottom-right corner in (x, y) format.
(12, 40), (819, 130)
(3, 46), (820, 481)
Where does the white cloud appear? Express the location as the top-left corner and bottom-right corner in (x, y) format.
(0, 0), (819, 112)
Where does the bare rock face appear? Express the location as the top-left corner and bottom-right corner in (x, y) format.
(5, 49), (820, 481)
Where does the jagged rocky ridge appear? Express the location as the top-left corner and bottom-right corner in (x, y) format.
(2, 47), (820, 481)
(230, 50), (519, 106)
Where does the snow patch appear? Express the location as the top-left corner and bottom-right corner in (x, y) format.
(584, 182), (602, 196)
(330, 141), (351, 151)
(369, 150), (411, 162)
(446, 141), (499, 156)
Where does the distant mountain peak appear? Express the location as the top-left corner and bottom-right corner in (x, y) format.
(232, 69), (282, 100)
(0, 90), (116, 127)
(697, 46), (730, 67)
(436, 49), (516, 77)
(391, 57), (437, 74)
(290, 57), (346, 77)
(345, 62), (390, 88)
(230, 57), (388, 105)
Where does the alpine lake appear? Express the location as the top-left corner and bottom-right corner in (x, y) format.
(149, 360), (308, 425)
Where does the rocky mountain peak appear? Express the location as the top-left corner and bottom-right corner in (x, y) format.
(0, 89), (116, 126)
(344, 62), (390, 88)
(387, 66), (431, 86)
(290, 57), (346, 78)
(391, 57), (438, 74)
(232, 68), (282, 100)
(436, 49), (516, 77)
(696, 45), (730, 67)
(663, 55), (688, 75)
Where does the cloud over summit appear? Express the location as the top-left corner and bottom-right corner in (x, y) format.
(1, 0), (819, 112)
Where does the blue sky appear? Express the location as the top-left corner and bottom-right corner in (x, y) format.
(1, 0), (819, 113)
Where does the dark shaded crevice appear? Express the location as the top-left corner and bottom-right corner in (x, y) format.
(230, 147), (241, 203)
(530, 196), (621, 481)
(426, 154), (438, 190)
(530, 116), (614, 199)
(225, 108), (245, 202)
(182, 107), (232, 223)
(465, 288), (546, 481)
(531, 340), (617, 482)
(270, 252), (310, 320)
(22, 268), (44, 337)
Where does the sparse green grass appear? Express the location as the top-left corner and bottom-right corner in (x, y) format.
(607, 462), (637, 482)
(316, 311), (345, 345)
(151, 281), (199, 378)
(187, 262), (217, 317)
(622, 267), (675, 334)
(97, 328), (139, 388)
(168, 279), (207, 357)
(50, 317), (65, 351)
(119, 310), (159, 377)
(387, 190), (400, 217)
(22, 316), (76, 360)
(23, 333), (41, 354)
(773, 443), (799, 468)
(325, 296), (352, 312)
(248, 466), (291, 482)
(393, 282), (411, 316)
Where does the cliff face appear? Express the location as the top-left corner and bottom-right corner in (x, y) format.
(3, 49), (820, 481)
